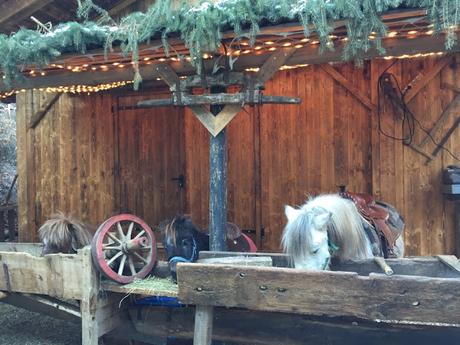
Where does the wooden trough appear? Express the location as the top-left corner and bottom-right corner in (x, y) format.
(0, 243), (125, 345)
(170, 251), (460, 345)
(2, 244), (460, 345)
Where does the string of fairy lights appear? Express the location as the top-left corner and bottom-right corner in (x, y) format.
(0, 25), (453, 99)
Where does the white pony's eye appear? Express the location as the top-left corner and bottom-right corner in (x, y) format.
(312, 248), (319, 255)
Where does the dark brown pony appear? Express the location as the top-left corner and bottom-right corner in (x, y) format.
(38, 212), (93, 255)
(162, 215), (257, 280)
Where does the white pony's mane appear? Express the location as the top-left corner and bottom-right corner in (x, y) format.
(282, 194), (371, 263)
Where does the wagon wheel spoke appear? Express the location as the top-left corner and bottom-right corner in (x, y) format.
(107, 250), (123, 266)
(103, 244), (121, 250)
(126, 222), (134, 240)
(107, 232), (122, 244)
(118, 254), (127, 275)
(133, 251), (148, 264)
(133, 229), (145, 240)
(117, 222), (125, 240)
(129, 257), (137, 275)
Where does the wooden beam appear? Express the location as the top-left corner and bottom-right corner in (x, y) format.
(129, 306), (460, 345)
(2, 293), (81, 322)
(321, 64), (376, 112)
(419, 93), (460, 147)
(108, 0), (138, 16)
(177, 263), (460, 325)
(137, 93), (300, 107)
(1, 35), (459, 93)
(154, 63), (181, 90)
(403, 56), (452, 103)
(0, 0), (54, 27)
(256, 47), (296, 83)
(443, 82), (460, 93)
(193, 305), (214, 345)
(28, 93), (61, 129)
(189, 104), (241, 137)
(437, 255), (460, 274)
(197, 256), (273, 266)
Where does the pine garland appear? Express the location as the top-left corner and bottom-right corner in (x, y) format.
(1, 0), (460, 89)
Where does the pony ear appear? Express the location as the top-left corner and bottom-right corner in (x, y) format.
(285, 205), (300, 221)
(313, 212), (332, 230)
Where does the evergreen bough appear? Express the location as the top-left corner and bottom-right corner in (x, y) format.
(0, 0), (459, 89)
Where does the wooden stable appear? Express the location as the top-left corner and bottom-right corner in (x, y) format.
(16, 53), (460, 255)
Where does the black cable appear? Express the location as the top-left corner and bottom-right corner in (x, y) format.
(377, 61), (460, 162)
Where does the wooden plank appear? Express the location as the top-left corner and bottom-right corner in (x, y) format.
(208, 86), (228, 251)
(437, 255), (460, 274)
(0, 243), (43, 255)
(253, 106), (263, 249)
(199, 251), (290, 267)
(404, 56), (452, 103)
(321, 64), (376, 112)
(80, 247), (100, 345)
(3, 35), (457, 93)
(197, 256), (273, 266)
(154, 63), (180, 90)
(129, 306), (460, 345)
(193, 305), (214, 345)
(199, 251), (460, 278)
(177, 263), (460, 325)
(28, 93), (61, 129)
(2, 293), (81, 322)
(419, 93), (460, 147)
(17, 90), (37, 242)
(0, 250), (87, 299)
(257, 47), (296, 83)
(137, 93), (300, 107)
(0, 0), (53, 26)
(189, 104), (241, 137)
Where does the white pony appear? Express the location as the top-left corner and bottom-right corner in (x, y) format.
(282, 194), (404, 270)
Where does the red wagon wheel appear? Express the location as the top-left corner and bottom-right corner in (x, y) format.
(91, 214), (157, 284)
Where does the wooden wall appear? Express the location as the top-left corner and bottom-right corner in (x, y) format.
(16, 92), (116, 241)
(16, 55), (460, 255)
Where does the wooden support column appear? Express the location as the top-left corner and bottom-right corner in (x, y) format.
(80, 247), (100, 345)
(209, 85), (228, 251)
(193, 305), (214, 345)
(456, 203), (460, 257)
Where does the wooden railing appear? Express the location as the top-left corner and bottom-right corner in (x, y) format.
(0, 203), (17, 242)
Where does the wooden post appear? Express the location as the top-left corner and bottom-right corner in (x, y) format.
(80, 247), (100, 345)
(193, 305), (214, 345)
(209, 85), (228, 251)
(456, 203), (460, 257)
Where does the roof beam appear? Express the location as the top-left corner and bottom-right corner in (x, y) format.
(0, 34), (458, 93)
(0, 0), (54, 28)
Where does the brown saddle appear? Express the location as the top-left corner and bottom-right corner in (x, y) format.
(340, 189), (402, 257)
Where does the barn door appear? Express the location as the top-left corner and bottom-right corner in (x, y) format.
(116, 92), (185, 234)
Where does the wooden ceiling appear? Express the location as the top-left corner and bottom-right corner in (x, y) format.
(0, 0), (138, 34)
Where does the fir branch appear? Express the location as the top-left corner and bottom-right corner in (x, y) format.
(0, 0), (459, 90)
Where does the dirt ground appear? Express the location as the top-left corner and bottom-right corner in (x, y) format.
(0, 303), (81, 345)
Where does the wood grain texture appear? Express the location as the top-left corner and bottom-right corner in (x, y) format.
(17, 55), (460, 256)
(130, 305), (460, 345)
(0, 250), (88, 300)
(177, 263), (460, 325)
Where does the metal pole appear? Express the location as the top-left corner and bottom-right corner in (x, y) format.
(209, 85), (227, 251)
